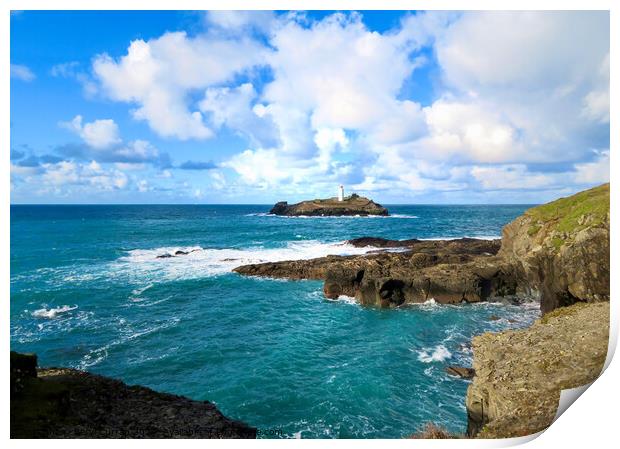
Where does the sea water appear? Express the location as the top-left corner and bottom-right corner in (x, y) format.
(10, 204), (540, 438)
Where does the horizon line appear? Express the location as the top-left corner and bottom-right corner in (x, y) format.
(9, 202), (539, 207)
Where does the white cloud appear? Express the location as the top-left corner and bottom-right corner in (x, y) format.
(470, 165), (560, 190)
(205, 10), (274, 33)
(79, 11), (609, 201)
(574, 150), (610, 184)
(11, 64), (35, 81)
(40, 160), (129, 191)
(63, 115), (121, 149)
(199, 83), (279, 148)
(93, 32), (268, 140)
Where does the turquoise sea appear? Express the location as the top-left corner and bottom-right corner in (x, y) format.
(10, 204), (540, 438)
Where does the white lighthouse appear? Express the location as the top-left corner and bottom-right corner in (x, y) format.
(338, 185), (344, 202)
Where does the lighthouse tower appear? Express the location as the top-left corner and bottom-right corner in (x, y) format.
(338, 185), (344, 202)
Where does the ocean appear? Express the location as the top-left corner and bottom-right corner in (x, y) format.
(10, 204), (540, 438)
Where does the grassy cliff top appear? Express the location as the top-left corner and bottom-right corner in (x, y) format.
(525, 183), (609, 235)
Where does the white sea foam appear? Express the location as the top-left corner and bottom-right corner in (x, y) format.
(131, 283), (153, 296)
(32, 305), (77, 319)
(389, 214), (419, 219)
(330, 295), (358, 305)
(417, 345), (452, 363)
(115, 240), (382, 282)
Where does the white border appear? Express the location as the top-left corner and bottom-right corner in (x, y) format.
(3, 1), (617, 447)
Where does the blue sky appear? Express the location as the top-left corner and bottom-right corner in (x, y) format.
(10, 10), (609, 204)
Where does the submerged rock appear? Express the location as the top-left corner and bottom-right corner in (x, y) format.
(269, 194), (389, 216)
(10, 353), (256, 439)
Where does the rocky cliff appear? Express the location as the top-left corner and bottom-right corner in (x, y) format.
(465, 184), (610, 438)
(499, 183), (610, 313)
(10, 352), (256, 438)
(466, 302), (609, 438)
(270, 194), (388, 216)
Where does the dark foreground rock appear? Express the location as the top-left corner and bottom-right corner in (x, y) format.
(10, 352), (256, 439)
(466, 302), (609, 438)
(269, 194), (388, 216)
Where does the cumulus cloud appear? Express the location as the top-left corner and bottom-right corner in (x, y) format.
(11, 64), (35, 81)
(205, 10), (275, 33)
(80, 11), (609, 201)
(63, 115), (121, 149)
(92, 31), (268, 140)
(58, 115), (170, 167)
(13, 160), (129, 192)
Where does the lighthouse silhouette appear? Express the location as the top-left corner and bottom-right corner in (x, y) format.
(338, 185), (344, 202)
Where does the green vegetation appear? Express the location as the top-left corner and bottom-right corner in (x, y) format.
(525, 183), (609, 235)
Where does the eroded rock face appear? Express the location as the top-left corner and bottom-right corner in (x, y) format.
(10, 353), (256, 439)
(499, 184), (610, 313)
(466, 302), (609, 438)
(235, 238), (511, 307)
(269, 194), (389, 216)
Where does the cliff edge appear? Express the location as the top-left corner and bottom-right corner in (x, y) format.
(466, 301), (609, 438)
(499, 183), (609, 313)
(467, 184), (610, 438)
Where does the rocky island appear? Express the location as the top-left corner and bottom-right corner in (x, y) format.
(270, 193), (389, 216)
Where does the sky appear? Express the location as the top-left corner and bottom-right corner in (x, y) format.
(10, 10), (610, 204)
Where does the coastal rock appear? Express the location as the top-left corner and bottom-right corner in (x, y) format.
(445, 366), (475, 379)
(347, 237), (420, 247)
(235, 238), (510, 307)
(269, 194), (389, 216)
(10, 353), (256, 439)
(466, 302), (609, 438)
(499, 183), (610, 313)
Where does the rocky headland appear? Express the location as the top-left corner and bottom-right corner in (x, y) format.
(234, 237), (514, 307)
(10, 352), (256, 439)
(270, 193), (389, 216)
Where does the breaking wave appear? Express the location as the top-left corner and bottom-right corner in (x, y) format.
(113, 240), (382, 282)
(32, 305), (78, 319)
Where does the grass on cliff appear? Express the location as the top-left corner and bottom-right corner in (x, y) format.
(525, 183), (609, 241)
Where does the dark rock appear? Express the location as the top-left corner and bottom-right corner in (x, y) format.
(235, 238), (506, 308)
(156, 253), (173, 259)
(10, 353), (256, 439)
(175, 250), (189, 256)
(347, 237), (420, 248)
(11, 351), (38, 397)
(445, 366), (475, 379)
(269, 195), (388, 216)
